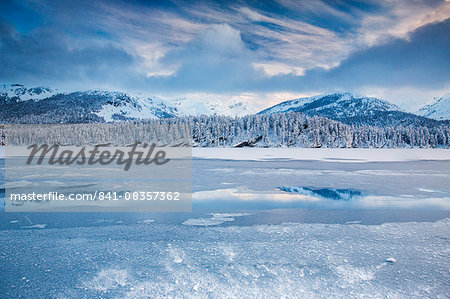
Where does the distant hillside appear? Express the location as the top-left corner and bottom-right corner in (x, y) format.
(0, 84), (254, 123)
(417, 94), (450, 120)
(259, 93), (442, 127)
(1, 86), (448, 140)
(0, 83), (57, 102)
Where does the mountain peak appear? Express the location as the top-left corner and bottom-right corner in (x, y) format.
(170, 97), (255, 117)
(259, 92), (400, 116)
(417, 94), (450, 120)
(0, 84), (256, 122)
(257, 92), (443, 127)
(1, 83), (56, 102)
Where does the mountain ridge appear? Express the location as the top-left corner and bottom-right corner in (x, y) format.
(1, 84), (448, 127)
(0, 84), (254, 122)
(1, 83), (57, 102)
(258, 92), (443, 127)
(416, 94), (450, 120)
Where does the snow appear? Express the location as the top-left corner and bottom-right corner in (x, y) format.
(0, 84), (256, 121)
(95, 94), (169, 121)
(259, 94), (323, 114)
(417, 94), (450, 120)
(192, 148), (450, 162)
(0, 84), (57, 101)
(259, 92), (400, 116)
(94, 92), (256, 121)
(171, 97), (255, 117)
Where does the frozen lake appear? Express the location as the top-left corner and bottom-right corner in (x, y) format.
(1, 148), (449, 297)
(190, 149), (450, 210)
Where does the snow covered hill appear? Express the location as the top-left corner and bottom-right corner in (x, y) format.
(91, 93), (254, 120)
(92, 91), (178, 121)
(0, 86), (445, 128)
(0, 87), (180, 123)
(259, 92), (400, 118)
(258, 92), (438, 127)
(0, 84), (57, 102)
(416, 94), (450, 120)
(0, 85), (255, 123)
(172, 98), (254, 117)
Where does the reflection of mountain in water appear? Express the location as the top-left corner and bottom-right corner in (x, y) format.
(279, 186), (363, 201)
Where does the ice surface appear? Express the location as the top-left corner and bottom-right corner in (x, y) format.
(193, 148), (450, 162)
(1, 148), (449, 297)
(183, 213), (251, 226)
(182, 218), (231, 226)
(83, 268), (129, 292)
(345, 220), (362, 224)
(20, 224), (47, 229)
(137, 219), (155, 224)
(190, 152), (450, 209)
(1, 219), (448, 298)
(279, 186), (363, 201)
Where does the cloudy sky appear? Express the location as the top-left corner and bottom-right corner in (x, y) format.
(1, 0), (449, 110)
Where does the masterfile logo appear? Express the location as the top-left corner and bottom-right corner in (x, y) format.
(3, 123), (192, 212)
(26, 142), (170, 171)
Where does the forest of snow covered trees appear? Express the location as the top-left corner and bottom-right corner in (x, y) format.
(191, 113), (450, 148)
(3, 112), (450, 148)
(0, 125), (5, 146)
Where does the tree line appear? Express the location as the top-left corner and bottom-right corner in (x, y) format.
(2, 112), (450, 148)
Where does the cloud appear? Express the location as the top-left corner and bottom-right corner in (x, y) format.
(318, 18), (450, 89)
(0, 0), (449, 106)
(145, 18), (450, 95)
(356, 0), (447, 45)
(0, 19), (146, 89)
(148, 23), (264, 92)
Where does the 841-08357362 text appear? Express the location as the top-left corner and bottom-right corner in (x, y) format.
(9, 191), (181, 202)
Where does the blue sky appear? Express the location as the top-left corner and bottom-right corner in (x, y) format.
(0, 0), (449, 109)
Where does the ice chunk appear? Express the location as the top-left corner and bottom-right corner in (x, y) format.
(210, 213), (251, 219)
(138, 219), (155, 224)
(385, 257), (396, 264)
(21, 224), (47, 229)
(182, 218), (227, 226)
(345, 221), (362, 224)
(183, 213), (251, 226)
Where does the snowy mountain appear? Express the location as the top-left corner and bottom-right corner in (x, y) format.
(0, 84), (57, 102)
(259, 92), (399, 117)
(0, 85), (446, 128)
(259, 92), (439, 127)
(93, 91), (179, 121)
(0, 85), (255, 123)
(416, 94), (450, 120)
(0, 90), (184, 123)
(172, 97), (255, 117)
(90, 93), (254, 120)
